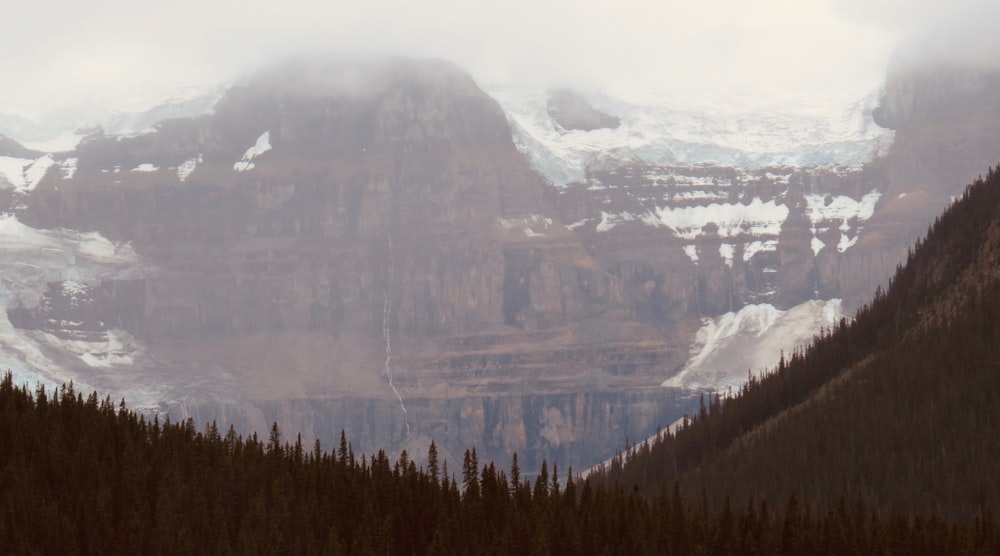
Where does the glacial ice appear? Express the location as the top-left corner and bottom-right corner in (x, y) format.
(488, 88), (895, 187)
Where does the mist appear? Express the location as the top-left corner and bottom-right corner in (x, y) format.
(895, 2), (1000, 73)
(0, 0), (996, 117)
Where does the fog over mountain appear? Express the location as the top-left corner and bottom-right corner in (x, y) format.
(1, 0), (999, 474)
(845, 0), (1000, 72)
(1, 0), (900, 119)
(2, 0), (994, 143)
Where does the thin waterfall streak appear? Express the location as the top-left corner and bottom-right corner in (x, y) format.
(383, 235), (410, 435)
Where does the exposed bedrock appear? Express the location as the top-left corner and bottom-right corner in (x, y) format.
(7, 59), (1000, 471)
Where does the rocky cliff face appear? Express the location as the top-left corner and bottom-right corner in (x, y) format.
(875, 67), (1000, 223)
(548, 162), (890, 315)
(490, 67), (1000, 413)
(3, 58), (999, 473)
(7, 58), (692, 473)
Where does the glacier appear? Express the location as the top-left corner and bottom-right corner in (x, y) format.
(0, 214), (144, 394)
(487, 88), (895, 186)
(0, 213), (237, 412)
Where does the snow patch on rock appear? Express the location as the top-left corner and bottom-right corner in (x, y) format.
(0, 155), (54, 191)
(177, 155), (201, 182)
(60, 158), (78, 179)
(234, 131), (271, 171)
(498, 214), (553, 237)
(683, 245), (699, 263)
(743, 239), (778, 262)
(811, 236), (826, 256)
(596, 211), (640, 232)
(663, 299), (844, 391)
(651, 197), (789, 240)
(719, 243), (735, 268)
(40, 328), (142, 369)
(804, 189), (881, 254)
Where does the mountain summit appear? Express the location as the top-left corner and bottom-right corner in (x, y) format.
(2, 57), (1000, 473)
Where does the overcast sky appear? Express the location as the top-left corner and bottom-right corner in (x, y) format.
(0, 0), (993, 117)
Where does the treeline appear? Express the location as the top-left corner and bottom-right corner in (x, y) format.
(0, 373), (998, 554)
(592, 166), (1000, 519)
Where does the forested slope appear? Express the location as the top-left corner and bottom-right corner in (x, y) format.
(594, 166), (1000, 520)
(0, 373), (997, 554)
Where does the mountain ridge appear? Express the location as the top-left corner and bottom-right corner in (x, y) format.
(7, 58), (694, 474)
(1, 57), (999, 476)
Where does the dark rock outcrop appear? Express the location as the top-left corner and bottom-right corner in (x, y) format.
(546, 88), (621, 131)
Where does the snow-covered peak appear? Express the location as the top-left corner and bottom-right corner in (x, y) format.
(488, 88), (895, 186)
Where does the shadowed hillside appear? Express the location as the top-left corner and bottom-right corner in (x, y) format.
(593, 165), (1000, 520)
(2, 371), (997, 554)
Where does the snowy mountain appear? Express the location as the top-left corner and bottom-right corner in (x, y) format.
(486, 84), (943, 403)
(0, 58), (997, 476)
(487, 87), (891, 293)
(0, 85), (225, 152)
(488, 87), (895, 186)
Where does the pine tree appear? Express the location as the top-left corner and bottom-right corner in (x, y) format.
(428, 440), (439, 484)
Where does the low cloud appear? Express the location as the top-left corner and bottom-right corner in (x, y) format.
(1, 0), (990, 116)
(834, 0), (1000, 73)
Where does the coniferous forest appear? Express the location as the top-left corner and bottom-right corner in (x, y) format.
(591, 166), (1000, 521)
(0, 375), (997, 555)
(3, 168), (1000, 554)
